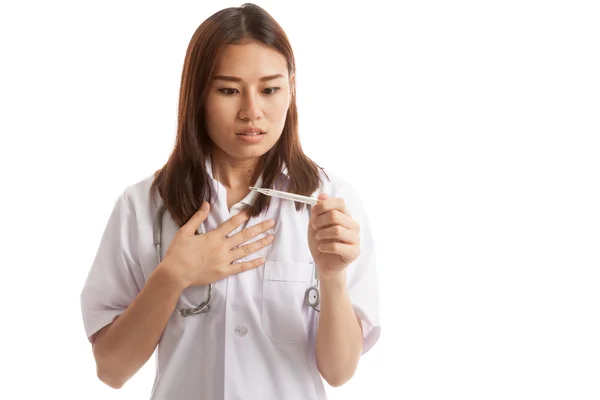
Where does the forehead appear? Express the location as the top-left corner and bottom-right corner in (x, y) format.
(214, 42), (289, 80)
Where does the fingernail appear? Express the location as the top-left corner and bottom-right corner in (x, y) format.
(201, 201), (208, 210)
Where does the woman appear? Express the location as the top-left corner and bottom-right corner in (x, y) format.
(80, 3), (380, 399)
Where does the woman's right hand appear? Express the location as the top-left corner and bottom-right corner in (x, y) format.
(160, 201), (275, 289)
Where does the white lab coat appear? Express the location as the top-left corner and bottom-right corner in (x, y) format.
(80, 158), (380, 400)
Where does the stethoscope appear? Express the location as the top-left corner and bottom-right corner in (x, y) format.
(153, 203), (320, 317)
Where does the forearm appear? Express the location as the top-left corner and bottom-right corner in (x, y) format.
(93, 262), (184, 388)
(315, 271), (363, 387)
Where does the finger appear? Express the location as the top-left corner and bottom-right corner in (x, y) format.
(228, 218), (276, 247)
(229, 257), (266, 275)
(314, 225), (358, 244)
(217, 208), (251, 237)
(230, 234), (274, 260)
(317, 242), (360, 262)
(181, 201), (210, 235)
(311, 209), (359, 231)
(311, 196), (349, 217)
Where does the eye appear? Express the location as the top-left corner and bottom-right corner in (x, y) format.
(217, 88), (239, 95)
(263, 87), (280, 95)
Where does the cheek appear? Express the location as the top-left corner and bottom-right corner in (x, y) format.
(265, 96), (290, 126)
(205, 97), (233, 133)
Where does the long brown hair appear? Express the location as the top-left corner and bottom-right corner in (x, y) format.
(150, 3), (324, 226)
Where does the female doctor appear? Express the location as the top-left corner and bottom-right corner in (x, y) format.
(80, 3), (380, 399)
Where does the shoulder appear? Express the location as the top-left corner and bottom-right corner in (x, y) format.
(119, 174), (158, 206)
(317, 167), (361, 200)
(316, 167), (373, 234)
(108, 174), (158, 221)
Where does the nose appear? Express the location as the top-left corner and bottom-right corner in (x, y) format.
(238, 91), (262, 121)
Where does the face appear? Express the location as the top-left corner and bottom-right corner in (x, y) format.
(204, 41), (293, 161)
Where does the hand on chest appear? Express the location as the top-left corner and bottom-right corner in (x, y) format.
(206, 196), (314, 266)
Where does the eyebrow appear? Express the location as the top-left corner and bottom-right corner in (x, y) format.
(213, 73), (285, 83)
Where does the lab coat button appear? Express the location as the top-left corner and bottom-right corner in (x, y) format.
(235, 325), (248, 337)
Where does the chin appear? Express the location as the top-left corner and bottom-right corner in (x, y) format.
(234, 139), (279, 157)
(229, 144), (274, 159)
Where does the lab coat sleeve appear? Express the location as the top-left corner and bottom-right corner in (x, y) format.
(335, 181), (381, 355)
(80, 190), (145, 342)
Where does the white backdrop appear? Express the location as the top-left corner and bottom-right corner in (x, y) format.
(1, 0), (599, 399)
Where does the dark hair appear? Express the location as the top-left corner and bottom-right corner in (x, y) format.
(150, 3), (324, 226)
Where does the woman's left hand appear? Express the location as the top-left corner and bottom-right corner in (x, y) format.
(308, 194), (361, 279)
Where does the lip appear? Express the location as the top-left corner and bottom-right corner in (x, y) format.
(236, 127), (265, 135)
(237, 132), (266, 144)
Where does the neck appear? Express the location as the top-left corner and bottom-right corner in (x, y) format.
(210, 149), (262, 190)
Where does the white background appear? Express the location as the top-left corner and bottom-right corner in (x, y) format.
(1, 0), (599, 399)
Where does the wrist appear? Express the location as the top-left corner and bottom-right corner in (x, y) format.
(317, 270), (349, 308)
(155, 261), (187, 293)
(318, 270), (347, 289)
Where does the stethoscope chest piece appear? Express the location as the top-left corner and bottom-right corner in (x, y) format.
(305, 286), (320, 308)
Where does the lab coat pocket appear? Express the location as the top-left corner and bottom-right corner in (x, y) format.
(261, 261), (313, 344)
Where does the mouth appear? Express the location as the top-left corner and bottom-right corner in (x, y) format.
(236, 128), (266, 136)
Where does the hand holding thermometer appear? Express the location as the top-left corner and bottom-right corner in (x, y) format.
(249, 187), (318, 205)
